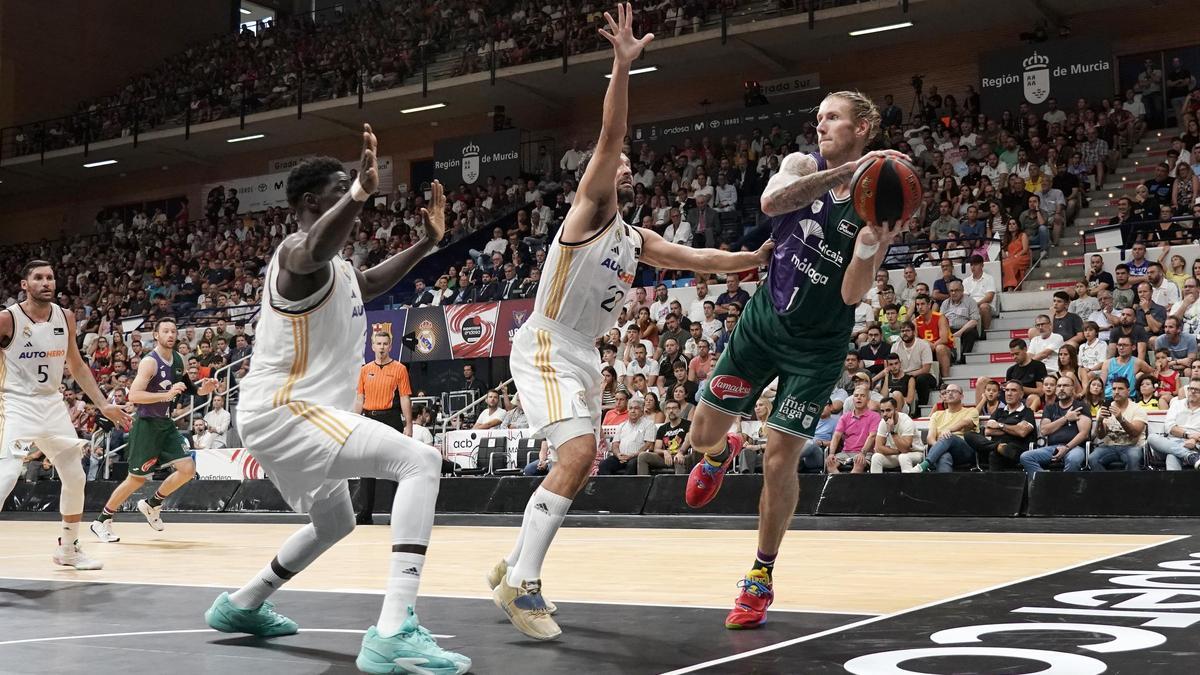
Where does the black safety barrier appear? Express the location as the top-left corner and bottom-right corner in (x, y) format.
(482, 476), (654, 514)
(163, 480), (242, 512)
(224, 479), (292, 512)
(486, 476), (542, 513)
(437, 476), (502, 513)
(815, 472), (1028, 517)
(642, 474), (764, 515)
(1027, 471), (1200, 517)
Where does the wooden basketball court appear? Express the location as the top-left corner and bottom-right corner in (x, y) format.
(3, 514), (1198, 673)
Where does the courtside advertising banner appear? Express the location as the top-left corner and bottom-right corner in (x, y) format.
(195, 448), (265, 480)
(492, 298), (535, 357)
(629, 101), (816, 156)
(363, 308), (408, 362)
(978, 38), (1113, 118)
(433, 129), (522, 187)
(445, 302), (500, 359)
(202, 156), (394, 214)
(399, 306), (451, 362)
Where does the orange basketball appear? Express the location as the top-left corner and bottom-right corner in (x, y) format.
(849, 155), (923, 225)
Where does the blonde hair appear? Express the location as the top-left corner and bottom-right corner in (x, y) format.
(823, 90), (881, 142)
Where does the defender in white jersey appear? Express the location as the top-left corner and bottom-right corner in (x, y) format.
(204, 128), (469, 675)
(0, 261), (131, 570)
(489, 3), (773, 641)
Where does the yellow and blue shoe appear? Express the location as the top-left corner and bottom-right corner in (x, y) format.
(356, 607), (471, 674)
(204, 592), (298, 637)
(486, 559), (557, 615)
(725, 568), (774, 630)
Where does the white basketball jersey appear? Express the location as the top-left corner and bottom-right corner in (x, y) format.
(237, 253), (367, 414)
(1, 303), (69, 404)
(534, 213), (642, 340)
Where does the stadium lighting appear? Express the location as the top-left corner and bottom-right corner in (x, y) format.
(83, 159), (118, 168)
(849, 22), (913, 36)
(227, 133), (266, 143)
(606, 66), (658, 78)
(240, 8), (252, 14)
(401, 103), (446, 114)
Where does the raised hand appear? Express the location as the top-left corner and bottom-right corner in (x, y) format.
(359, 123), (379, 195)
(421, 180), (446, 242)
(598, 3), (654, 65)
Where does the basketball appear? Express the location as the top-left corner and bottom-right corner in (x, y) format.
(849, 155), (923, 225)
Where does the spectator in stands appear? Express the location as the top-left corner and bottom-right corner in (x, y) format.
(1110, 308), (1151, 361)
(894, 321), (937, 406)
(1172, 162), (1198, 215)
(1148, 263), (1181, 308)
(1155, 316), (1197, 373)
(191, 419), (219, 450)
(825, 385), (879, 474)
(930, 201), (960, 247)
(915, 384), (980, 472)
(599, 396), (655, 476)
(1049, 292), (1085, 346)
(203, 394), (231, 447)
(1091, 379), (1148, 471)
(1112, 264), (1137, 311)
(1019, 194), (1049, 253)
(798, 402), (838, 474)
(1069, 281), (1099, 319)
(1100, 335), (1155, 399)
(716, 277), (750, 319)
(1148, 382), (1200, 470)
(1080, 126), (1113, 190)
(1029, 314), (1065, 374)
(638, 399), (691, 476)
(1087, 254), (1115, 295)
(603, 391), (630, 426)
(858, 326), (891, 377)
(1019, 375), (1091, 474)
(1153, 348), (1181, 406)
(869, 397), (925, 473)
(1144, 163), (1175, 207)
(1134, 282), (1167, 335)
(473, 390), (506, 430)
(941, 280), (980, 359)
(913, 295), (953, 379)
(714, 314), (738, 355)
(931, 260), (958, 304)
(1170, 276), (1200, 336)
(1001, 217), (1030, 291)
(1006, 338), (1049, 408)
(879, 354), (917, 416)
(962, 255), (996, 331)
(897, 265), (920, 312)
(967, 379), (1036, 471)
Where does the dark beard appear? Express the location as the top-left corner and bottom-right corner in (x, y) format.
(618, 186), (635, 203)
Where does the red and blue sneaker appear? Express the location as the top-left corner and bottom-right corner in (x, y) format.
(685, 433), (743, 508)
(725, 568), (774, 630)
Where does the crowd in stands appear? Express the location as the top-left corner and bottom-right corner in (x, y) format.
(6, 0), (759, 157)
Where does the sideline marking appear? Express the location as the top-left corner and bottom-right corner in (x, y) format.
(0, 577), (877, 616)
(660, 535), (1191, 675)
(0, 628), (452, 647)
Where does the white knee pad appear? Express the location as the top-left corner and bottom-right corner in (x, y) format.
(55, 456), (86, 515)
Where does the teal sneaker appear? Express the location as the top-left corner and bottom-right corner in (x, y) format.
(356, 607), (471, 674)
(204, 592), (299, 637)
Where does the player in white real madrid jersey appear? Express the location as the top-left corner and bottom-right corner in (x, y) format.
(489, 3), (773, 641)
(203, 125), (470, 675)
(0, 260), (131, 569)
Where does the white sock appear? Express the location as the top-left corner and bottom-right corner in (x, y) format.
(507, 487), (573, 586)
(378, 549), (424, 637)
(230, 557), (291, 609)
(504, 499), (534, 566)
(60, 521), (79, 547)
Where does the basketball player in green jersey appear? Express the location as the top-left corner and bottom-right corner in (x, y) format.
(91, 317), (217, 541)
(684, 91), (908, 629)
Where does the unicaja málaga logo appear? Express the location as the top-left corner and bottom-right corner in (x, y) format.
(461, 142), (481, 184)
(1023, 51), (1050, 105)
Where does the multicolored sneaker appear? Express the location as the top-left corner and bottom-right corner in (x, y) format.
(52, 541), (103, 570)
(356, 608), (471, 674)
(486, 559), (557, 615)
(493, 576), (561, 641)
(725, 568), (774, 630)
(204, 592), (298, 637)
(685, 433), (743, 508)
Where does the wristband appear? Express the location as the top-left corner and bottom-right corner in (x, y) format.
(350, 178), (370, 202)
(855, 241), (880, 259)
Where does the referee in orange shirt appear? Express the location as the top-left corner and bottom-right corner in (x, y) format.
(353, 330), (413, 525)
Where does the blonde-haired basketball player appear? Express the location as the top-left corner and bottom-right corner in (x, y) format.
(203, 126), (469, 674)
(0, 260), (131, 569)
(489, 3), (773, 641)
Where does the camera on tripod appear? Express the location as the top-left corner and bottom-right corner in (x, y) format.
(910, 74), (924, 95)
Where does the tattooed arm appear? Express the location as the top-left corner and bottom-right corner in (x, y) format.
(759, 152), (855, 217)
